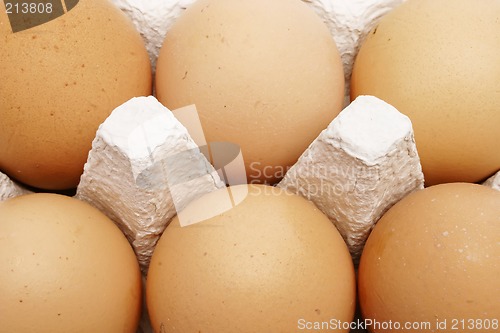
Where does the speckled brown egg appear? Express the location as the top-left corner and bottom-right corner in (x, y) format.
(0, 193), (142, 332)
(147, 184), (356, 333)
(155, 0), (345, 185)
(358, 183), (500, 333)
(351, 0), (500, 186)
(0, 0), (152, 190)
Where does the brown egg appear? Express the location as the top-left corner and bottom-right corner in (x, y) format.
(0, 0), (152, 190)
(147, 185), (356, 333)
(155, 0), (345, 184)
(358, 183), (500, 333)
(0, 193), (142, 332)
(350, 0), (500, 186)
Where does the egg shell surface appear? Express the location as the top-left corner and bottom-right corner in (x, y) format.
(147, 184), (356, 333)
(155, 0), (345, 184)
(0, 0), (152, 190)
(358, 183), (500, 332)
(0, 193), (142, 333)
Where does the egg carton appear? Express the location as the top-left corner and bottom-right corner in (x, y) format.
(1, 1), (499, 333)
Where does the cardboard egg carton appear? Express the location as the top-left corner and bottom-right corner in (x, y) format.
(0, 172), (33, 201)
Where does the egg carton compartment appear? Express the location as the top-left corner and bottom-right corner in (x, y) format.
(1, 0), (499, 332)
